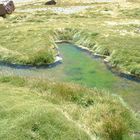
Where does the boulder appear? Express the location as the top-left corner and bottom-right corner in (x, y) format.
(5, 0), (15, 14)
(45, 0), (56, 5)
(0, 0), (15, 17)
(0, 3), (6, 16)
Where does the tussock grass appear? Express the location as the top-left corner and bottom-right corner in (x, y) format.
(0, 76), (137, 140)
(54, 27), (140, 77)
(0, 24), (55, 66)
(54, 28), (110, 55)
(1, 2), (140, 75)
(0, 3), (140, 139)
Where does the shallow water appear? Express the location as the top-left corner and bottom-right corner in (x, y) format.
(0, 43), (140, 111)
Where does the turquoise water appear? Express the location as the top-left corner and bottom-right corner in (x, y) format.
(0, 43), (140, 110)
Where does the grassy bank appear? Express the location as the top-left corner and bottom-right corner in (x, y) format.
(0, 21), (55, 66)
(54, 27), (140, 78)
(0, 76), (137, 140)
(0, 2), (140, 76)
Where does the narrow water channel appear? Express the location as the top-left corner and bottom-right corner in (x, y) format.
(0, 43), (140, 111)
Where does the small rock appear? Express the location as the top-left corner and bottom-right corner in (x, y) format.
(45, 0), (56, 5)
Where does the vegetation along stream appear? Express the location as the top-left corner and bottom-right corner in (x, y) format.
(0, 43), (140, 111)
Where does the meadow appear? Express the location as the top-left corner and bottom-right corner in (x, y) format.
(0, 0), (140, 139)
(0, 1), (140, 76)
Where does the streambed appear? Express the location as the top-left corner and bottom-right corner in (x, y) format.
(0, 43), (140, 111)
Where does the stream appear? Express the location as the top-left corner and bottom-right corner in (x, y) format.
(0, 43), (140, 111)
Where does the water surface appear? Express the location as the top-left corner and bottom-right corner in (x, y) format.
(0, 43), (140, 111)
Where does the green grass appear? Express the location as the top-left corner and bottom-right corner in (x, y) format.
(0, 0), (139, 105)
(0, 76), (137, 140)
(54, 27), (140, 77)
(1, 2), (139, 76)
(0, 1), (140, 139)
(0, 16), (55, 66)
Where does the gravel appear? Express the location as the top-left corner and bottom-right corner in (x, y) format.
(16, 6), (93, 14)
